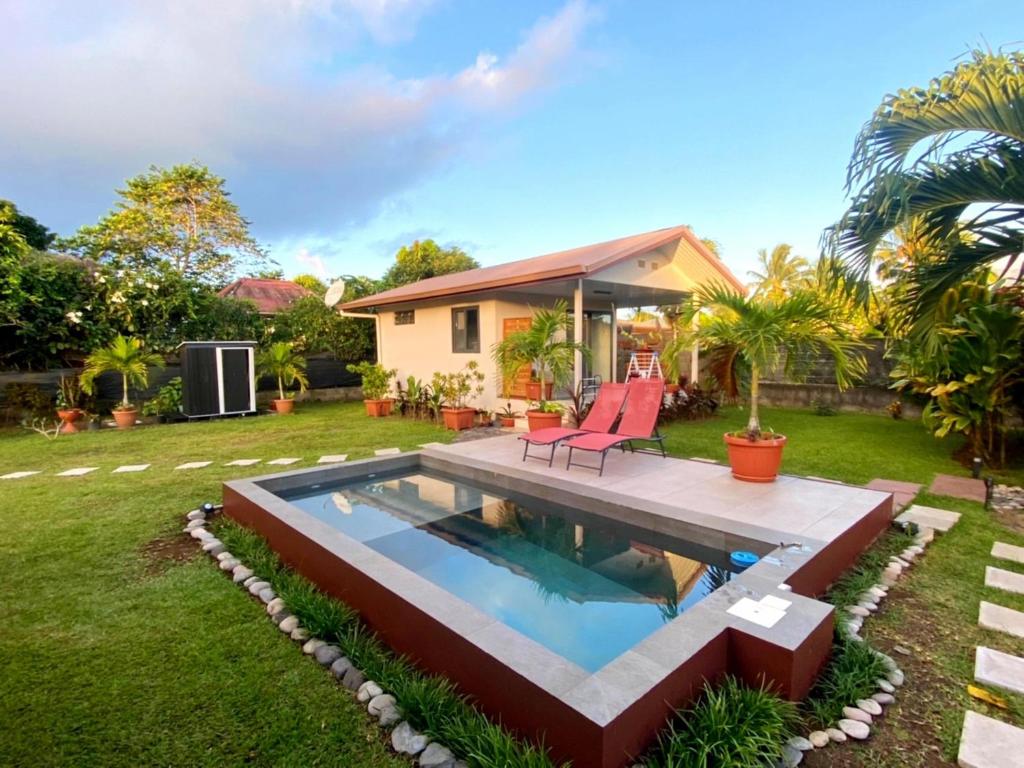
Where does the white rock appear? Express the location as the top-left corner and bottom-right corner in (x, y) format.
(857, 698), (882, 716)
(190, 528), (213, 540)
(872, 692), (895, 705)
(314, 644), (342, 665)
(391, 722), (428, 755)
(419, 742), (456, 768)
(869, 586), (887, 598)
(357, 681), (383, 702)
(266, 597), (286, 615)
(787, 736), (814, 751)
(278, 615), (299, 633)
(842, 706), (872, 724)
(780, 745), (803, 767)
(847, 605), (870, 617)
(876, 678), (895, 693)
(825, 727), (847, 743)
(185, 519), (205, 530)
(808, 731), (830, 748)
(258, 588), (276, 604)
(887, 669), (905, 687)
(186, 509), (206, 521)
(838, 719), (870, 740)
(290, 627), (309, 642)
(858, 601), (878, 613)
(216, 551), (235, 561)
(232, 566), (254, 583)
(242, 576), (260, 588)
(303, 639), (325, 655)
(368, 693), (397, 717)
(219, 558), (239, 571)
(248, 580), (271, 596)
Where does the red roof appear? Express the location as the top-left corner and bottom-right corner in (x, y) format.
(218, 278), (313, 314)
(341, 225), (743, 310)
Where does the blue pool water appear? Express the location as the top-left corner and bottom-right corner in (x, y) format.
(278, 470), (735, 672)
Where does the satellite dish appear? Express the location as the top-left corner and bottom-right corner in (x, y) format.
(324, 279), (346, 308)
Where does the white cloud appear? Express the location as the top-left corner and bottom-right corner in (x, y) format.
(0, 0), (597, 238)
(294, 248), (332, 279)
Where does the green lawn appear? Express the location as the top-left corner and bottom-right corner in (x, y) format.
(2, 401), (1023, 767)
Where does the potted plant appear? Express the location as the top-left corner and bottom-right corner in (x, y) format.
(347, 361), (397, 417)
(142, 377), (184, 423)
(81, 335), (164, 429)
(55, 374), (85, 433)
(491, 300), (589, 431)
(258, 342), (309, 414)
(497, 402), (520, 428)
(436, 361), (485, 431)
(526, 400), (563, 431)
(665, 284), (865, 482)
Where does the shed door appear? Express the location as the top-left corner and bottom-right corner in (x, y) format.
(502, 317), (533, 398)
(221, 348), (253, 413)
(184, 347), (218, 416)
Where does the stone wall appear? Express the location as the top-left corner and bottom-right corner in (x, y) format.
(757, 382), (922, 418)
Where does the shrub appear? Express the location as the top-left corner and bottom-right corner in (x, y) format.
(347, 361), (396, 401)
(142, 377), (182, 417)
(646, 676), (798, 768)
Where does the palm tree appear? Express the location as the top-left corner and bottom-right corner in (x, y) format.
(827, 49), (1024, 317)
(257, 342), (309, 400)
(664, 284), (866, 438)
(491, 300), (590, 403)
(81, 335), (164, 410)
(747, 244), (811, 300)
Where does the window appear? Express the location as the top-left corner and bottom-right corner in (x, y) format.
(394, 310), (415, 325)
(451, 306), (480, 353)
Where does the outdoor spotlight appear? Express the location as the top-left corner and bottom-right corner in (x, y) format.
(972, 457), (983, 479)
(202, 502), (215, 513)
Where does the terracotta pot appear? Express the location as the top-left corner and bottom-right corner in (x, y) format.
(500, 417), (516, 428)
(112, 407), (138, 430)
(665, 383), (680, 394)
(441, 407), (476, 431)
(364, 398), (393, 417)
(723, 433), (787, 482)
(526, 381), (553, 401)
(56, 408), (84, 434)
(273, 398), (295, 414)
(526, 409), (562, 432)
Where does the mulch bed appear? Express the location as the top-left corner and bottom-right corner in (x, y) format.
(141, 533), (198, 575)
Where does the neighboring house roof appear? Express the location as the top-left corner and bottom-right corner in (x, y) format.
(341, 225), (744, 311)
(218, 278), (313, 314)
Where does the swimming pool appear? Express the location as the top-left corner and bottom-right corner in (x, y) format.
(279, 468), (744, 672)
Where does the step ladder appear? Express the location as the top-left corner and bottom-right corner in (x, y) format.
(626, 351), (663, 380)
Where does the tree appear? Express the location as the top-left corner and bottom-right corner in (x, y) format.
(81, 335), (164, 409)
(748, 244), (811, 300)
(292, 274), (328, 295)
(665, 284), (866, 438)
(381, 239), (479, 289)
(252, 268), (285, 280)
(828, 50), (1024, 318)
(0, 200), (55, 251)
(62, 163), (270, 285)
(256, 342), (308, 401)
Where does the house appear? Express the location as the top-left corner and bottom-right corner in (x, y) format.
(340, 225), (745, 410)
(218, 278), (313, 316)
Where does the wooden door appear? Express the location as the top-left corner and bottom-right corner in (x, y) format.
(502, 317), (532, 398)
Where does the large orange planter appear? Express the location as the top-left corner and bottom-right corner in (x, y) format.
(57, 408), (84, 434)
(364, 399), (393, 417)
(113, 407), (138, 430)
(723, 433), (787, 482)
(526, 410), (562, 432)
(273, 398), (295, 414)
(441, 407), (476, 431)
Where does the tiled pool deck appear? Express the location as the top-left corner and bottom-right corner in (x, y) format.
(223, 437), (894, 768)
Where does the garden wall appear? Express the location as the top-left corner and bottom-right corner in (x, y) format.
(756, 382), (922, 418)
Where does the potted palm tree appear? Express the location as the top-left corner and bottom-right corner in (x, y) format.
(346, 361), (397, 417)
(257, 342), (309, 414)
(81, 335), (164, 429)
(491, 300), (590, 431)
(666, 284), (865, 482)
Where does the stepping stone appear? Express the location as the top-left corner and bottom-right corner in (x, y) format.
(57, 467), (98, 477)
(979, 602), (1024, 639)
(689, 456), (718, 464)
(958, 710), (1024, 768)
(225, 459), (260, 466)
(986, 566), (1024, 596)
(992, 542), (1024, 566)
(976, 647), (1024, 696)
(929, 473), (987, 503)
(266, 458), (300, 465)
(175, 461), (212, 470)
(866, 478), (922, 510)
(374, 447), (401, 456)
(112, 464), (150, 473)
(318, 454), (348, 464)
(418, 442), (445, 449)
(896, 504), (962, 533)
(0, 471), (40, 480)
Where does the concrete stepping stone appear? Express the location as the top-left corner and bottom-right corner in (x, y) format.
(225, 459), (260, 466)
(266, 458), (300, 465)
(866, 478), (922, 510)
(318, 454), (348, 464)
(992, 542), (1024, 566)
(979, 602), (1024, 639)
(418, 442), (445, 449)
(57, 467), (98, 477)
(895, 504), (962, 533)
(958, 710), (1024, 768)
(929, 473), (987, 503)
(0, 471), (41, 480)
(975, 647), (1024, 696)
(986, 566), (1024, 596)
(175, 461), (212, 470)
(112, 464), (150, 473)
(374, 447), (401, 456)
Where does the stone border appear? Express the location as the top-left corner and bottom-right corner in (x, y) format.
(182, 504), (466, 768)
(777, 523), (936, 766)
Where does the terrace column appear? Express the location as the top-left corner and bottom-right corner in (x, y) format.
(573, 279), (584, 393)
(610, 301), (618, 383)
(690, 313), (699, 383)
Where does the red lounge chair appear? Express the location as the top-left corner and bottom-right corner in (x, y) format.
(564, 379), (666, 475)
(518, 382), (629, 466)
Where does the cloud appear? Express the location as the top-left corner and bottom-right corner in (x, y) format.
(293, 248), (332, 279)
(0, 0), (597, 240)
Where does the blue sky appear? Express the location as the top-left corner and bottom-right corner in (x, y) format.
(3, 0), (1022, 283)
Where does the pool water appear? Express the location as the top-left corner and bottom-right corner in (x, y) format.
(278, 469), (736, 672)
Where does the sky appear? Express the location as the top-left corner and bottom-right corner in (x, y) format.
(3, 0), (1023, 284)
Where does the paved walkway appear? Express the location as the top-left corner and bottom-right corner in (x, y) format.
(866, 478), (922, 510)
(930, 473), (987, 503)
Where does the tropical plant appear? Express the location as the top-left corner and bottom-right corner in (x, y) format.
(747, 244), (811, 300)
(141, 377), (183, 417)
(80, 335), (164, 410)
(56, 375), (82, 410)
(434, 361), (485, 410)
(491, 300), (590, 403)
(346, 361), (396, 401)
(258, 342), (309, 401)
(828, 49), (1024, 319)
(665, 284), (867, 439)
